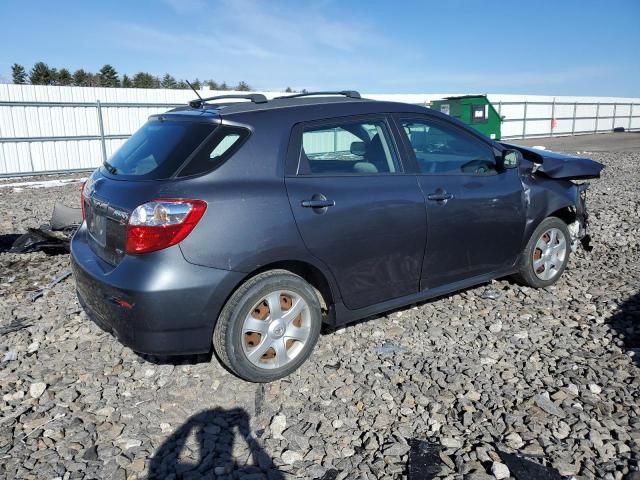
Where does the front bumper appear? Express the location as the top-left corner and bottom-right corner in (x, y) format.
(71, 225), (244, 355)
(574, 183), (592, 251)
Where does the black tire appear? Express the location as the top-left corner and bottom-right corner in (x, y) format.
(212, 270), (322, 382)
(513, 216), (571, 288)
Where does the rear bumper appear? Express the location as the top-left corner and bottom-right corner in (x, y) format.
(71, 225), (244, 355)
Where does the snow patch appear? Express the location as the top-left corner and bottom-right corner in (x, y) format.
(0, 177), (87, 190)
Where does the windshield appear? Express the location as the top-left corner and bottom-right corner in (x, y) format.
(103, 120), (215, 179)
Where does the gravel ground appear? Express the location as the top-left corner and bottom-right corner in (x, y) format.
(0, 147), (638, 480)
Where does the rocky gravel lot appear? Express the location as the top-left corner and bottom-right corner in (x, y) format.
(0, 141), (639, 480)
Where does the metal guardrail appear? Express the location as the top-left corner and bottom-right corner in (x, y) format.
(0, 101), (183, 156)
(495, 100), (639, 139)
(0, 100), (183, 174)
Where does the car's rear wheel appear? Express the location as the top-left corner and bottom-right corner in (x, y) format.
(513, 217), (571, 288)
(213, 270), (322, 382)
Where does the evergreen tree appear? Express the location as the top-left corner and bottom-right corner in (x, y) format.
(49, 68), (59, 85)
(57, 68), (72, 86)
(29, 62), (54, 85)
(161, 74), (177, 89)
(284, 86), (293, 93)
(73, 69), (90, 86)
(11, 64), (27, 84)
(90, 73), (102, 86)
(11, 62), (261, 91)
(132, 72), (156, 88)
(99, 64), (120, 87)
(235, 81), (251, 91)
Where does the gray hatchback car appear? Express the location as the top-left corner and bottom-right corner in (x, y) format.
(71, 91), (603, 382)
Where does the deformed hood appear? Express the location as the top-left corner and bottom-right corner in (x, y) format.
(502, 143), (604, 180)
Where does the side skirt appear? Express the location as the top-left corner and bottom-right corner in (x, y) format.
(331, 268), (516, 326)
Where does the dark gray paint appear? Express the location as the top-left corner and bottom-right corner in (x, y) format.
(72, 96), (603, 355)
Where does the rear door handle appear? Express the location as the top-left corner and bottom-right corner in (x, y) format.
(301, 199), (335, 208)
(427, 192), (454, 201)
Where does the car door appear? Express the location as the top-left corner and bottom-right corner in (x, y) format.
(395, 115), (525, 289)
(285, 115), (427, 310)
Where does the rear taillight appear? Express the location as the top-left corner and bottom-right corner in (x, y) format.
(125, 199), (207, 254)
(80, 182), (86, 220)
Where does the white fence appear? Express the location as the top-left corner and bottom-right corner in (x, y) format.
(0, 84), (639, 176)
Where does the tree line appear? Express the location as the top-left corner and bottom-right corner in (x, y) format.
(10, 62), (294, 92)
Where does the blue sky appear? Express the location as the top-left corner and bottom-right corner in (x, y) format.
(1, 0), (638, 95)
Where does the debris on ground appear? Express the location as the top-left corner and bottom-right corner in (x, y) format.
(2, 350), (17, 362)
(375, 341), (406, 356)
(28, 270), (72, 301)
(498, 450), (563, 480)
(407, 439), (440, 479)
(9, 203), (81, 254)
(480, 288), (502, 300)
(0, 318), (32, 335)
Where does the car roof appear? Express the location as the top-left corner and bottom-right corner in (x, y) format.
(158, 94), (499, 148)
(166, 95), (430, 118)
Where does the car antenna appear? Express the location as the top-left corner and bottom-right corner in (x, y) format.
(186, 80), (204, 109)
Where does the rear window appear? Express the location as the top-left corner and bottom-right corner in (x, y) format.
(103, 120), (214, 179)
(102, 121), (249, 179)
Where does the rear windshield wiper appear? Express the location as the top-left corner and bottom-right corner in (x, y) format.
(103, 161), (117, 174)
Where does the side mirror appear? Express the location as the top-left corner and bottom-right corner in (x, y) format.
(501, 149), (520, 169)
(350, 141), (366, 156)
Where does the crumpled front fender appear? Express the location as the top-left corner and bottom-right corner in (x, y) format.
(520, 168), (591, 251)
(503, 143), (604, 180)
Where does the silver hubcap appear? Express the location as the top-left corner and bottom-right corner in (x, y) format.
(533, 227), (567, 280)
(241, 290), (311, 370)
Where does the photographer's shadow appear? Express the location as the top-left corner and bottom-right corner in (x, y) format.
(149, 407), (283, 479)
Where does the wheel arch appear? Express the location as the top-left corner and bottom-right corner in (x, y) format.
(215, 259), (339, 329)
(522, 177), (580, 248)
(548, 205), (577, 224)
(252, 260), (335, 313)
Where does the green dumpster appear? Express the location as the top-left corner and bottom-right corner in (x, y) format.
(430, 95), (502, 140)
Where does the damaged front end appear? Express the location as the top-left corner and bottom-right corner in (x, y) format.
(508, 144), (603, 254)
(567, 183), (592, 252)
(503, 143), (604, 180)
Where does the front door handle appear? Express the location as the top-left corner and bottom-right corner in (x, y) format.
(427, 192), (454, 201)
(301, 199), (335, 208)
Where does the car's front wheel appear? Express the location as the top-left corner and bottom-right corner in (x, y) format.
(514, 216), (571, 288)
(213, 270), (322, 382)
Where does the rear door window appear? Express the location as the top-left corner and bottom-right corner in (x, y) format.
(103, 120), (215, 179)
(299, 119), (399, 175)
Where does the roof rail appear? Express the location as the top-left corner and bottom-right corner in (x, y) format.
(274, 90), (361, 100)
(189, 93), (268, 108)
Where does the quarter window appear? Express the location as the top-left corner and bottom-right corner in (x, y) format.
(300, 120), (398, 175)
(177, 126), (248, 177)
(400, 119), (497, 175)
